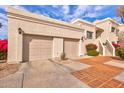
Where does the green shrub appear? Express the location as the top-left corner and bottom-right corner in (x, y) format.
(87, 50), (99, 56)
(0, 51), (7, 60)
(116, 47), (124, 60)
(115, 48), (119, 56)
(86, 43), (97, 50)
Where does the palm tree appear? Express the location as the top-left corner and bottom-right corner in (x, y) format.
(117, 6), (124, 24)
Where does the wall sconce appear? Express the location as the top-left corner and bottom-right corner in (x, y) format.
(18, 27), (23, 34)
(81, 36), (84, 41)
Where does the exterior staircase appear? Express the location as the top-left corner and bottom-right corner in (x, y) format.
(99, 39), (115, 56)
(104, 46), (112, 56)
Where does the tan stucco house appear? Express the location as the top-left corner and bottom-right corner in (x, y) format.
(7, 6), (124, 63)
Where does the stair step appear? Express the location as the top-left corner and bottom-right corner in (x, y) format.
(104, 46), (112, 56)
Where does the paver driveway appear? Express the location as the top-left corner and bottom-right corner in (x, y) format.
(72, 56), (124, 88)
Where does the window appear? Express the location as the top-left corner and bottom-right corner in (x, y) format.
(87, 31), (93, 39)
(111, 27), (115, 32)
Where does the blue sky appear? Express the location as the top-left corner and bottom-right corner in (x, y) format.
(0, 5), (122, 39)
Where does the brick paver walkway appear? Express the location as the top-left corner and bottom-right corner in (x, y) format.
(72, 56), (124, 88)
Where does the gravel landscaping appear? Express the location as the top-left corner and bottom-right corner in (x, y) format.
(0, 63), (20, 79)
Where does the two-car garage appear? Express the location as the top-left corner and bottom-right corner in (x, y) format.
(23, 34), (79, 62)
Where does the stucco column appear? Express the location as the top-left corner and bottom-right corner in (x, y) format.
(7, 27), (23, 64)
(79, 39), (83, 56)
(84, 30), (87, 38)
(7, 18), (20, 64)
(17, 28), (24, 63)
(53, 37), (64, 58)
(94, 30), (96, 39)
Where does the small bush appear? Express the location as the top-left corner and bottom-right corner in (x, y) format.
(112, 43), (120, 48)
(0, 51), (7, 60)
(86, 43), (97, 50)
(115, 48), (119, 56)
(87, 50), (99, 56)
(116, 47), (124, 60)
(0, 40), (7, 60)
(60, 52), (66, 60)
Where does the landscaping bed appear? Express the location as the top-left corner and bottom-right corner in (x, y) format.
(0, 63), (20, 79)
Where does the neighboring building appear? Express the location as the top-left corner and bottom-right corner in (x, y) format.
(94, 18), (119, 43)
(6, 6), (124, 63)
(118, 24), (124, 45)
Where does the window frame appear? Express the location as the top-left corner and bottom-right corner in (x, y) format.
(87, 31), (93, 39)
(111, 27), (115, 32)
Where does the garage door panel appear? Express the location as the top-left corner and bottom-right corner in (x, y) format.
(64, 38), (79, 58)
(23, 35), (53, 61)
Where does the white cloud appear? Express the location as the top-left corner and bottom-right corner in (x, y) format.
(85, 12), (101, 18)
(94, 5), (105, 11)
(42, 12), (50, 17)
(51, 5), (60, 8)
(12, 5), (27, 11)
(74, 5), (89, 17)
(61, 5), (90, 21)
(0, 13), (7, 21)
(113, 16), (122, 23)
(83, 6), (109, 19)
(0, 5), (5, 10)
(51, 5), (69, 15)
(60, 5), (107, 21)
(62, 5), (69, 14)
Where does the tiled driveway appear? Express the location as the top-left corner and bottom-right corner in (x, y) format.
(72, 56), (124, 88)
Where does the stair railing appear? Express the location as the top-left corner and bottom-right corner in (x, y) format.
(106, 39), (115, 56)
(99, 40), (105, 56)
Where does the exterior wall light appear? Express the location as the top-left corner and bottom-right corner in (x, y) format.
(81, 36), (84, 41)
(18, 27), (23, 34)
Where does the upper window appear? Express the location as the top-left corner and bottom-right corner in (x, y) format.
(111, 27), (115, 32)
(87, 31), (93, 39)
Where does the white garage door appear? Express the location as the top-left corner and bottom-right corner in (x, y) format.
(64, 38), (79, 58)
(23, 35), (53, 61)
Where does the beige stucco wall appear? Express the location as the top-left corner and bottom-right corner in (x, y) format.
(53, 37), (63, 58)
(95, 20), (118, 43)
(119, 25), (124, 32)
(7, 7), (84, 63)
(72, 21), (98, 55)
(72, 21), (96, 39)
